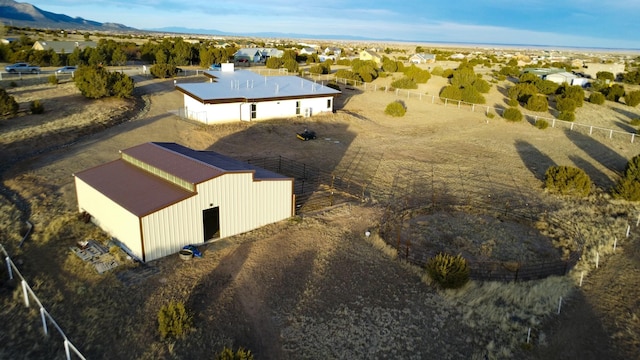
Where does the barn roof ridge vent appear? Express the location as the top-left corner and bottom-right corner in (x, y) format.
(150, 142), (228, 174)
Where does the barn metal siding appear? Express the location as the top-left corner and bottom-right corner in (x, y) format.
(74, 177), (143, 259)
(140, 173), (293, 262)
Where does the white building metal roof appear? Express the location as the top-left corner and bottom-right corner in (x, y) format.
(175, 69), (340, 104)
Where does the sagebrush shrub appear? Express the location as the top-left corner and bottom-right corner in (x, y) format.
(611, 154), (640, 201)
(544, 165), (591, 197)
(426, 253), (470, 289)
(215, 346), (254, 360)
(486, 112), (495, 119)
(630, 118), (640, 126)
(391, 77), (417, 89)
(48, 75), (58, 85)
(0, 88), (19, 117)
(625, 90), (640, 107)
(525, 95), (548, 112)
(534, 119), (549, 129)
(503, 107), (522, 122)
(158, 301), (192, 339)
(30, 100), (44, 114)
(588, 92), (605, 105)
(557, 111), (575, 122)
(385, 101), (406, 117)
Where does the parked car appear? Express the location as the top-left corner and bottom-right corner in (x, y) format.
(5, 62), (40, 73)
(56, 66), (77, 74)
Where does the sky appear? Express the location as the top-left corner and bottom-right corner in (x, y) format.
(24, 0), (640, 49)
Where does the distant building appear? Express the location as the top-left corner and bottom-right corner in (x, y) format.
(299, 47), (316, 55)
(359, 49), (382, 64)
(175, 63), (341, 124)
(409, 53), (436, 64)
(233, 48), (284, 63)
(32, 40), (97, 53)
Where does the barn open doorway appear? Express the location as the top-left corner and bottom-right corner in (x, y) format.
(203, 207), (220, 241)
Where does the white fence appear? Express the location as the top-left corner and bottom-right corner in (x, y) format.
(1, 242), (86, 360)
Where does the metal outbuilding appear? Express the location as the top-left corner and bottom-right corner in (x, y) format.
(74, 142), (294, 262)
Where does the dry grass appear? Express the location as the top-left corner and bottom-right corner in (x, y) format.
(1, 65), (640, 359)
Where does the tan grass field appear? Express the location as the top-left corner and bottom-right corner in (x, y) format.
(0, 64), (639, 359)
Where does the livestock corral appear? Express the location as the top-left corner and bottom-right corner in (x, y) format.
(0, 66), (639, 359)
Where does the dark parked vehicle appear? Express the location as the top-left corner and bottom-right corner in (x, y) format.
(296, 129), (317, 141)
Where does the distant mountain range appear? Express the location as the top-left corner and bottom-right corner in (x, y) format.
(148, 26), (372, 41)
(0, 0), (134, 31)
(0, 0), (375, 41)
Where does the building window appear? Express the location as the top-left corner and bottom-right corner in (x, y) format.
(251, 103), (257, 119)
(327, 99), (332, 109)
(296, 101), (301, 115)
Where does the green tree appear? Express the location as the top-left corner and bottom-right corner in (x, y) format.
(265, 57), (282, 69)
(556, 97), (577, 112)
(557, 84), (584, 107)
(588, 92), (605, 105)
(503, 107), (523, 121)
(0, 88), (19, 118)
(439, 85), (462, 101)
(536, 80), (559, 95)
(545, 165), (591, 197)
(112, 47), (127, 66)
(391, 77), (417, 89)
(385, 101), (406, 117)
(603, 83), (625, 102)
(74, 66), (133, 99)
(624, 90), (640, 107)
(612, 154), (640, 201)
(508, 83), (538, 103)
(525, 95), (549, 112)
(596, 71), (615, 81)
(283, 58), (299, 73)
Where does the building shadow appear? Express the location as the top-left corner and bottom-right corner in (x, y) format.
(568, 154), (615, 190)
(563, 129), (628, 173)
(514, 140), (557, 181)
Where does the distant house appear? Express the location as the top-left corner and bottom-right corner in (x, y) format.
(233, 48), (262, 63)
(74, 142), (294, 262)
(449, 53), (466, 60)
(409, 53), (436, 64)
(175, 63), (341, 124)
(299, 47), (316, 55)
(323, 47), (342, 57)
(234, 48), (284, 63)
(359, 49), (382, 64)
(32, 40), (97, 53)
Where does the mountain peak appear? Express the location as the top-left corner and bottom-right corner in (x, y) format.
(0, 0), (135, 31)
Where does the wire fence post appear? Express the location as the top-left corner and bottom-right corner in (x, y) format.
(40, 307), (48, 336)
(22, 280), (30, 307)
(5, 256), (12, 279)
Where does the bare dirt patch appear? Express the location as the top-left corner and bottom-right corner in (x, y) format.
(0, 69), (639, 360)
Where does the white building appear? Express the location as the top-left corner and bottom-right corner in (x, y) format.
(74, 142), (295, 262)
(176, 64), (341, 124)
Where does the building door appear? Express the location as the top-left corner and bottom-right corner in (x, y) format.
(203, 207), (220, 241)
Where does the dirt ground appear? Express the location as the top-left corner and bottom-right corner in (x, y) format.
(0, 65), (639, 359)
